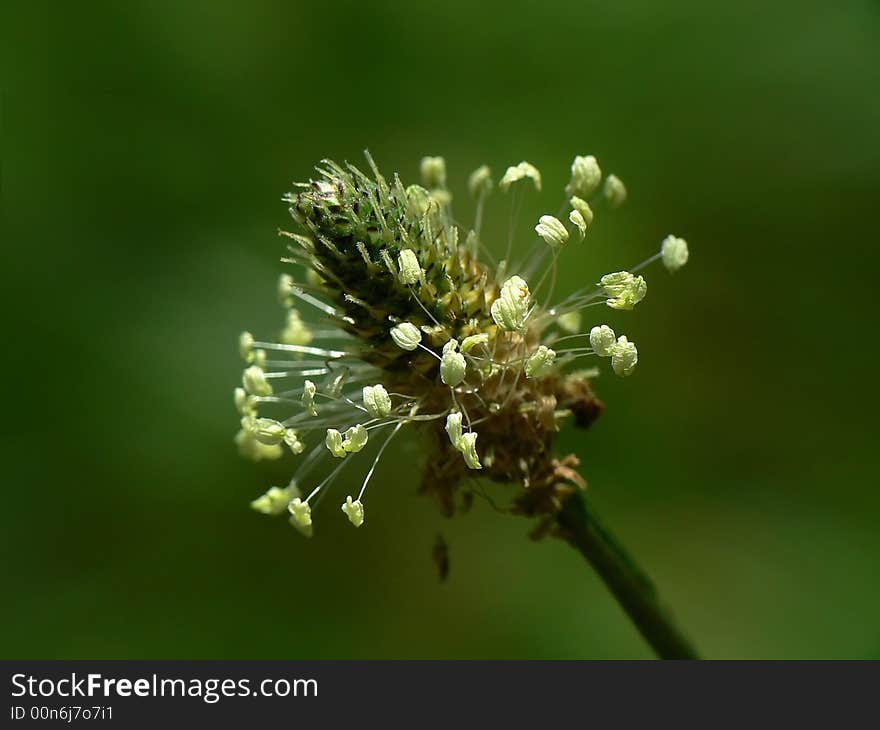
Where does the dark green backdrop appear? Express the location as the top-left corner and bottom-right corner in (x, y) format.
(3, 1), (879, 658)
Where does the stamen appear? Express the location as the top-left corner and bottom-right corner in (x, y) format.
(252, 341), (348, 358)
(357, 422), (404, 500)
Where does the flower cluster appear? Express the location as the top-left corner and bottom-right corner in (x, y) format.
(234, 152), (688, 536)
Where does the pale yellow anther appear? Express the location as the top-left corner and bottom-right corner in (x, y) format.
(302, 379), (318, 417)
(600, 271), (647, 310)
(342, 424), (369, 453)
(420, 156), (447, 189)
(661, 235), (689, 272)
(468, 165), (493, 198)
(234, 428), (282, 462)
(610, 336), (638, 377)
(557, 312), (581, 333)
(390, 321), (422, 351)
(458, 432), (482, 470)
(288, 497), (313, 537)
(491, 276), (532, 331)
(440, 342), (467, 387)
(566, 155), (602, 198)
(250, 417), (286, 446)
(341, 496), (365, 527)
(284, 429), (305, 454)
(535, 215), (569, 248)
(445, 412), (463, 447)
(569, 209), (587, 239)
(362, 384), (392, 418)
(239, 331), (254, 361)
(278, 273), (295, 307)
(251, 483), (301, 516)
(234, 387), (256, 417)
(460, 333), (490, 353)
(603, 174), (627, 208)
(589, 325), (616, 357)
(570, 196), (594, 222)
(325, 428), (347, 458)
(499, 162), (542, 192)
(243, 365), (272, 396)
(280, 308), (313, 346)
(525, 345), (557, 378)
(405, 185), (432, 218)
(397, 249), (423, 286)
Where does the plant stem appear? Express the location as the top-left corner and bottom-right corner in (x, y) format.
(555, 491), (700, 659)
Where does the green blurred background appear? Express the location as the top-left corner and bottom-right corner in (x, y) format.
(4, 1), (879, 658)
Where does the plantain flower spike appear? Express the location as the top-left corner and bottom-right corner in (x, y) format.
(232, 150), (688, 544)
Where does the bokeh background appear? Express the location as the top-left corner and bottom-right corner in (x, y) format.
(4, 1), (879, 658)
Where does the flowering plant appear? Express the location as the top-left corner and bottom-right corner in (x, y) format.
(234, 152), (695, 658)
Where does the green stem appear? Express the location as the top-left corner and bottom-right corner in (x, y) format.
(555, 492), (700, 659)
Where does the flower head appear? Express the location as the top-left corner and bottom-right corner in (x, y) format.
(233, 151), (688, 544)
